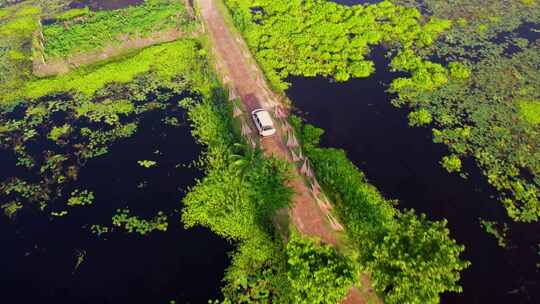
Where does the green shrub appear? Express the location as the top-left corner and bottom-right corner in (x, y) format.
(286, 235), (356, 304)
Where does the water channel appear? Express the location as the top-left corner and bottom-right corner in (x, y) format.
(287, 26), (540, 304)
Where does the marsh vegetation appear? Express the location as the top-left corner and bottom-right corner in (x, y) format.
(1, 0), (539, 303)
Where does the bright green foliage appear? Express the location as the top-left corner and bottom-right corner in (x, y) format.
(390, 49), (449, 98)
(180, 83), (294, 302)
(138, 160), (157, 168)
(518, 100), (540, 125)
(286, 235), (356, 304)
(1, 201), (22, 218)
(449, 62), (471, 80)
(0, 2), (41, 106)
(408, 109), (432, 127)
(67, 189), (94, 206)
(386, 1), (540, 222)
(48, 124), (71, 142)
(181, 96), (292, 240)
(112, 208), (168, 235)
(480, 219), (509, 248)
(42, 0), (194, 58)
(218, 234), (356, 304)
(23, 39), (207, 99)
(292, 118), (469, 303)
(76, 99), (135, 125)
(441, 155), (462, 173)
(218, 235), (292, 303)
(223, 0), (450, 90)
(51, 210), (68, 217)
(296, 132), (395, 249)
(366, 210), (470, 304)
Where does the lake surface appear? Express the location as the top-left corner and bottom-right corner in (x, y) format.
(0, 104), (231, 303)
(286, 41), (540, 303)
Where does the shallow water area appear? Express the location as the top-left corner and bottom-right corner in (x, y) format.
(0, 99), (231, 303)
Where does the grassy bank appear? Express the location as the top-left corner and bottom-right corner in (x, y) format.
(42, 0), (196, 58)
(289, 117), (469, 304)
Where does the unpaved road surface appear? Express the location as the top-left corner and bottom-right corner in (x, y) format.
(198, 0), (339, 245)
(197, 0), (375, 302)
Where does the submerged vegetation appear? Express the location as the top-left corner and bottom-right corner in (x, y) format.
(389, 0), (540, 222)
(0, 37), (210, 226)
(222, 0), (540, 223)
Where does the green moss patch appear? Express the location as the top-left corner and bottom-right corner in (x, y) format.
(518, 100), (540, 125)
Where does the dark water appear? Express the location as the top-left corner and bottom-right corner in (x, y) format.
(0, 107), (230, 303)
(286, 44), (540, 303)
(70, 0), (143, 11)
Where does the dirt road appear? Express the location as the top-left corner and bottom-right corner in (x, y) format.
(196, 0), (372, 302)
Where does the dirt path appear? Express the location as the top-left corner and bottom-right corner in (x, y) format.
(197, 0), (371, 302)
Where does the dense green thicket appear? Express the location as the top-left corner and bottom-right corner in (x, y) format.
(180, 82), (294, 303)
(182, 72), (361, 304)
(214, 233), (356, 304)
(42, 0), (195, 58)
(292, 118), (469, 304)
(223, 0), (450, 90)
(285, 235), (355, 304)
(181, 96), (292, 241)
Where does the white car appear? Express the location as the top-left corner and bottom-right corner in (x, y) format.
(251, 108), (276, 137)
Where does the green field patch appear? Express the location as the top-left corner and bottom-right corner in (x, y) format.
(42, 0), (195, 58)
(24, 39), (206, 99)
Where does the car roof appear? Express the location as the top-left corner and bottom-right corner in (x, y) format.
(254, 110), (274, 127)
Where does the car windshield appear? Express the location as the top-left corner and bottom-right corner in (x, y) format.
(263, 126), (273, 131)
